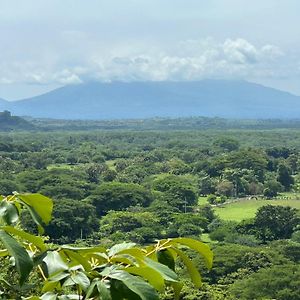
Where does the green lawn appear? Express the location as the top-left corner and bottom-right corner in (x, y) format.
(214, 198), (300, 221)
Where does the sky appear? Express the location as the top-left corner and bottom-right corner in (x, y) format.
(0, 0), (300, 100)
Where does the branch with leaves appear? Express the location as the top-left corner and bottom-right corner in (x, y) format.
(0, 193), (213, 299)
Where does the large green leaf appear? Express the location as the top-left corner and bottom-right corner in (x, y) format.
(61, 245), (106, 254)
(126, 266), (165, 292)
(171, 238), (213, 269)
(43, 251), (68, 277)
(85, 279), (112, 300)
(61, 249), (92, 271)
(106, 269), (159, 300)
(143, 257), (178, 282)
(0, 230), (33, 285)
(116, 247), (147, 259)
(85, 279), (98, 299)
(17, 194), (53, 233)
(156, 249), (175, 271)
(172, 247), (202, 287)
(70, 271), (90, 291)
(3, 226), (47, 251)
(47, 271), (70, 282)
(0, 200), (19, 225)
(96, 281), (112, 300)
(110, 254), (136, 266)
(110, 248), (148, 266)
(108, 242), (136, 257)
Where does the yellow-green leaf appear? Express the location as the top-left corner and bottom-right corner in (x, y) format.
(171, 237), (213, 269)
(17, 194), (53, 231)
(42, 281), (61, 293)
(144, 257), (178, 282)
(171, 247), (202, 287)
(3, 226), (47, 251)
(126, 266), (165, 292)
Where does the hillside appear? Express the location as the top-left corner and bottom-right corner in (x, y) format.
(3, 80), (300, 119)
(0, 110), (35, 131)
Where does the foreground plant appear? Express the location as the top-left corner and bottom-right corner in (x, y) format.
(0, 193), (213, 299)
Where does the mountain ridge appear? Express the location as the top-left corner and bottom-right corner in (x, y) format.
(2, 80), (300, 119)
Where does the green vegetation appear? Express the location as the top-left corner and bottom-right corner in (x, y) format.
(24, 115), (300, 131)
(0, 193), (213, 299)
(1, 119), (300, 298)
(0, 111), (35, 131)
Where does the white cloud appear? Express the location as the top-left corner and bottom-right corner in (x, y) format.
(53, 70), (83, 85)
(0, 38), (294, 86)
(223, 38), (258, 64)
(260, 45), (284, 60)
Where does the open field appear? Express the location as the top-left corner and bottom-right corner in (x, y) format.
(214, 198), (300, 221)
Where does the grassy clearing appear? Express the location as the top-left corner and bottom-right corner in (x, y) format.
(200, 233), (215, 244)
(47, 163), (80, 170)
(48, 160), (116, 171)
(214, 198), (300, 221)
(106, 160), (116, 170)
(198, 196), (208, 205)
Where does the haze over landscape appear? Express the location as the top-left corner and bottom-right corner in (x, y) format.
(0, 0), (300, 120)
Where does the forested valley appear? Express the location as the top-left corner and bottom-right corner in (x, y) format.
(0, 118), (300, 299)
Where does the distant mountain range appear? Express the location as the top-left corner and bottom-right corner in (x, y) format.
(1, 80), (300, 119)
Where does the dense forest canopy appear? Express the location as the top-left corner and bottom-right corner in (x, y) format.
(0, 117), (300, 299)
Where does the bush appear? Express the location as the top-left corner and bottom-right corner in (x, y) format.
(207, 194), (217, 205)
(88, 182), (153, 216)
(291, 231), (300, 243)
(230, 264), (300, 300)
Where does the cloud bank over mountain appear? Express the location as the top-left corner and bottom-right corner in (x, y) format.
(0, 38), (288, 86)
(1, 0), (300, 99)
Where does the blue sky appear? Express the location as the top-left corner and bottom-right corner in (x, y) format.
(0, 0), (300, 100)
